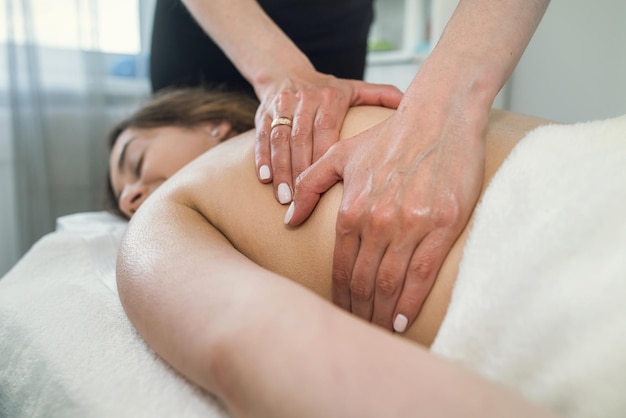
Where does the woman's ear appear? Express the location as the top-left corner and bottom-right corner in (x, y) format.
(206, 121), (235, 142)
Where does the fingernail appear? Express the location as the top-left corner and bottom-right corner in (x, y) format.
(277, 183), (292, 204)
(284, 202), (295, 224)
(393, 314), (408, 333)
(259, 165), (271, 180)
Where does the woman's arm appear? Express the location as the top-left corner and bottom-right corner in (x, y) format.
(117, 189), (556, 418)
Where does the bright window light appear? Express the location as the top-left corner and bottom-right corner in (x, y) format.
(1, 0), (140, 54)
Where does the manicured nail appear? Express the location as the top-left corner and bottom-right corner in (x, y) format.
(277, 183), (292, 204)
(393, 314), (408, 333)
(284, 202), (295, 224)
(259, 165), (271, 180)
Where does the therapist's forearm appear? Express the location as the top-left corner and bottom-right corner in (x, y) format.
(181, 0), (314, 95)
(404, 0), (550, 115)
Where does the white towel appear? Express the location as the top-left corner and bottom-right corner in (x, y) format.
(4, 114), (626, 417)
(0, 212), (228, 418)
(431, 115), (626, 417)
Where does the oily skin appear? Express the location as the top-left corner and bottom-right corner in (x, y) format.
(158, 106), (552, 346)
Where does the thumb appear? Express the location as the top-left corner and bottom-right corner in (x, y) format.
(285, 146), (345, 226)
(351, 81), (403, 109)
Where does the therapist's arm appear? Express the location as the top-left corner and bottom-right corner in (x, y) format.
(117, 190), (557, 418)
(181, 0), (403, 202)
(288, 0), (550, 331)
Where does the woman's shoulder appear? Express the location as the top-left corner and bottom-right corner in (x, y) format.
(156, 130), (257, 208)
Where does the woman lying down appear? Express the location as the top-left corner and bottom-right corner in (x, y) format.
(109, 88), (626, 417)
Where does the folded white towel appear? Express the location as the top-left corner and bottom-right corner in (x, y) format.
(431, 115), (626, 417)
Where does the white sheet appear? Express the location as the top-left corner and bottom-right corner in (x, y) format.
(0, 212), (228, 418)
(431, 114), (626, 417)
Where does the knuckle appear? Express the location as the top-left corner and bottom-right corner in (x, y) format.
(408, 255), (436, 281)
(375, 271), (400, 297)
(320, 86), (334, 98)
(295, 88), (314, 105)
(336, 206), (360, 234)
(431, 201), (460, 227)
(290, 127), (310, 148)
(403, 203), (431, 226)
(275, 90), (292, 107)
(269, 129), (290, 145)
(333, 268), (351, 292)
(256, 128), (270, 141)
(350, 278), (373, 301)
(369, 205), (394, 231)
(319, 85), (341, 102)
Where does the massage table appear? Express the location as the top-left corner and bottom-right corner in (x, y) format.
(2, 114), (626, 417)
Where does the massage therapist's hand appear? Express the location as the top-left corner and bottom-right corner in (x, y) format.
(286, 57), (489, 332)
(283, 0), (549, 332)
(179, 0), (401, 203)
(254, 67), (403, 205)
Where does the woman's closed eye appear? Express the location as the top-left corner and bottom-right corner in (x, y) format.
(134, 153), (145, 178)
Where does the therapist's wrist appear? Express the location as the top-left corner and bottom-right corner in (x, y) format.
(249, 52), (317, 99)
(402, 51), (498, 140)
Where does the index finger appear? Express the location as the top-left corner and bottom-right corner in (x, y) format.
(254, 106), (273, 183)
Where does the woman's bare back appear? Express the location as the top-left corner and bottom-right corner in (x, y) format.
(165, 106), (553, 346)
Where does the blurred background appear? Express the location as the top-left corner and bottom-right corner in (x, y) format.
(1, 0), (625, 276)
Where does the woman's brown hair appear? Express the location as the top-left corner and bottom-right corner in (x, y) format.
(105, 86), (259, 217)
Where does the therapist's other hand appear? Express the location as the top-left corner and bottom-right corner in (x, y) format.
(286, 93), (487, 332)
(254, 68), (402, 205)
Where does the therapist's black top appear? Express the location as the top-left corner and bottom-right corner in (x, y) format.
(150, 0), (374, 94)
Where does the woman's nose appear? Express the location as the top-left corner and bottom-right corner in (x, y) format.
(119, 183), (148, 217)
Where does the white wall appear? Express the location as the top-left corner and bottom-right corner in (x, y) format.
(367, 0), (626, 122)
(508, 0), (626, 122)
(365, 0), (425, 91)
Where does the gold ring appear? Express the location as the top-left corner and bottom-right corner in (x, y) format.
(271, 116), (293, 129)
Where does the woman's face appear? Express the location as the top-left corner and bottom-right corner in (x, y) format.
(109, 122), (233, 218)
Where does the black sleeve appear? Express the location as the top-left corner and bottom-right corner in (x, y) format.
(149, 0), (252, 94)
(149, 0), (374, 95)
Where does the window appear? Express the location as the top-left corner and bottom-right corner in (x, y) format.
(1, 0), (141, 54)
